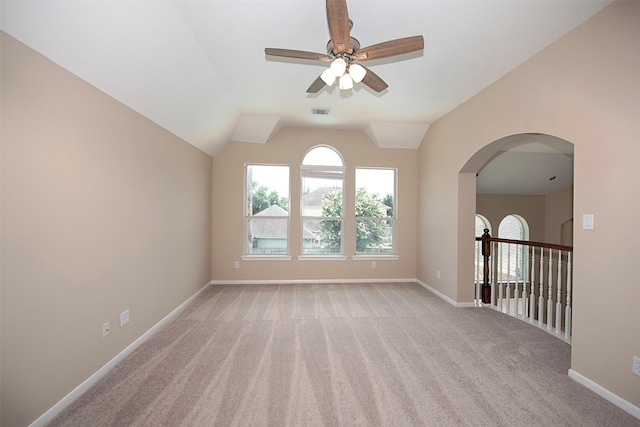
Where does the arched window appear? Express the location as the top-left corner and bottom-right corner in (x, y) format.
(497, 214), (529, 282)
(475, 215), (491, 284)
(475, 214), (491, 237)
(300, 146), (345, 255)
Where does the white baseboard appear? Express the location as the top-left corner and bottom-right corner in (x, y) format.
(415, 279), (477, 308)
(29, 282), (213, 427)
(210, 278), (417, 285)
(568, 369), (640, 420)
(210, 279), (478, 309)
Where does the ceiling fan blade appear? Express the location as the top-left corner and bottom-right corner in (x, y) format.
(265, 48), (331, 62)
(306, 76), (327, 93)
(355, 35), (424, 61)
(326, 0), (351, 53)
(360, 67), (388, 92)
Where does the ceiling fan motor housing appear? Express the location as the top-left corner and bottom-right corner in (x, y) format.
(326, 37), (361, 60)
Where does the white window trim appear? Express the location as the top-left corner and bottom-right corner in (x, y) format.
(241, 255), (292, 261)
(298, 255), (347, 261)
(300, 147), (345, 257)
(352, 255), (400, 261)
(244, 163), (291, 257)
(354, 167), (397, 256)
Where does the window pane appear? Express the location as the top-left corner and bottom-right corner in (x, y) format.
(246, 164), (289, 255)
(301, 146), (344, 256)
(302, 146), (343, 166)
(498, 215), (527, 281)
(498, 215), (523, 240)
(476, 215), (489, 236)
(247, 165), (289, 215)
(475, 215), (490, 282)
(356, 169), (394, 214)
(356, 168), (395, 254)
(302, 219), (342, 254)
(246, 218), (288, 254)
(302, 177), (342, 217)
(356, 219), (393, 254)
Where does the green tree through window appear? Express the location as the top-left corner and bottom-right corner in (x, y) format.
(250, 182), (288, 215)
(318, 188), (388, 252)
(355, 168), (396, 255)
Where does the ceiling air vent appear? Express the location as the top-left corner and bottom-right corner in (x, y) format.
(311, 108), (330, 115)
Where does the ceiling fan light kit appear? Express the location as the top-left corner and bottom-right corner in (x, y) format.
(320, 68), (337, 86)
(265, 0), (424, 94)
(330, 57), (347, 76)
(348, 63), (366, 83)
(339, 73), (354, 90)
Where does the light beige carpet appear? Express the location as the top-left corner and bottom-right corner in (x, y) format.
(48, 282), (639, 426)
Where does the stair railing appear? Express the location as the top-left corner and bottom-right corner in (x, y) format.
(475, 229), (573, 343)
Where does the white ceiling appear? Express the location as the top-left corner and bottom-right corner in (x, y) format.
(476, 134), (574, 195)
(1, 0), (602, 193)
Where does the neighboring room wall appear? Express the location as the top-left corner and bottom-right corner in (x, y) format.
(476, 194), (546, 242)
(417, 1), (639, 410)
(1, 33), (213, 426)
(476, 187), (573, 245)
(211, 127), (418, 282)
(545, 186), (573, 245)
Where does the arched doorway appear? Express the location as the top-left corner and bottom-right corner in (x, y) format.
(458, 133), (574, 302)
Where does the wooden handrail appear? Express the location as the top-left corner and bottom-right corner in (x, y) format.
(475, 235), (573, 253)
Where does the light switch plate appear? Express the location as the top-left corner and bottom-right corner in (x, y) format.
(582, 214), (594, 230)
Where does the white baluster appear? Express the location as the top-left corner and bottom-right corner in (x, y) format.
(497, 244), (503, 311)
(491, 241), (496, 308)
(529, 246), (536, 322)
(505, 243), (511, 314)
(538, 248), (544, 327)
(556, 250), (563, 335)
(515, 243), (520, 317)
(565, 252), (572, 340)
(547, 248), (554, 330)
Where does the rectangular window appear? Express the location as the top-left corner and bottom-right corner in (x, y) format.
(245, 164), (289, 255)
(300, 166), (344, 255)
(355, 168), (396, 255)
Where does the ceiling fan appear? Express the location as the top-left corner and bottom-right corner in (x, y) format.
(265, 0), (424, 93)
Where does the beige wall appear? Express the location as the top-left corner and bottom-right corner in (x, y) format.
(2, 1), (639, 424)
(545, 186), (574, 245)
(476, 193), (546, 242)
(418, 1), (639, 408)
(212, 127), (417, 282)
(476, 186), (574, 245)
(1, 33), (213, 426)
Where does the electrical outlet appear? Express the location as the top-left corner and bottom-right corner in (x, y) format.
(435, 270), (441, 279)
(102, 322), (110, 338)
(234, 261), (240, 269)
(633, 356), (640, 377)
(371, 261), (376, 268)
(120, 309), (130, 327)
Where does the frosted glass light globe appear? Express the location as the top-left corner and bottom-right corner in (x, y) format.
(349, 63), (367, 83)
(339, 73), (354, 90)
(330, 58), (347, 77)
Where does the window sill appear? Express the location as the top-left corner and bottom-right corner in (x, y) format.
(352, 255), (399, 261)
(298, 255), (347, 261)
(241, 255), (292, 261)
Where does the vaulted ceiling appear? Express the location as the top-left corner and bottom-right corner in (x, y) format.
(2, 0), (605, 193)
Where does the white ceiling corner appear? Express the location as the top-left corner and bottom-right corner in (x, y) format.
(0, 0), (610, 191)
(232, 115), (282, 144)
(366, 122), (430, 149)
